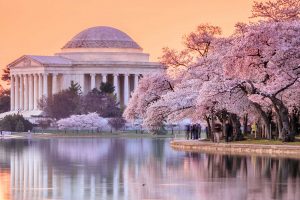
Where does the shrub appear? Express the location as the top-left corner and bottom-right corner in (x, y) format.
(108, 117), (126, 131)
(0, 114), (33, 132)
(36, 119), (52, 130)
(15, 120), (25, 132)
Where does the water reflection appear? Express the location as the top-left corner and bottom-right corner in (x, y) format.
(0, 138), (299, 200)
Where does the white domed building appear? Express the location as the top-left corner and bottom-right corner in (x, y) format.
(5, 26), (161, 118)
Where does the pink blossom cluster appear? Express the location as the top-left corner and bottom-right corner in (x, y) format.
(57, 113), (108, 130)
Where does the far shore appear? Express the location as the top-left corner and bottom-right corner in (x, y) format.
(170, 140), (300, 159)
(0, 131), (174, 139)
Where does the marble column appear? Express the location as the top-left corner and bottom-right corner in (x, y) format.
(19, 75), (24, 110)
(24, 74), (29, 111)
(102, 73), (107, 83)
(43, 73), (48, 98)
(33, 74), (38, 110)
(15, 75), (19, 111)
(38, 74), (43, 100)
(28, 74), (33, 111)
(113, 74), (119, 101)
(52, 73), (58, 95)
(90, 73), (96, 90)
(134, 74), (139, 90)
(10, 75), (15, 111)
(124, 74), (129, 106)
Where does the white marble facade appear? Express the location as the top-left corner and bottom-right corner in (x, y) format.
(6, 26), (161, 118)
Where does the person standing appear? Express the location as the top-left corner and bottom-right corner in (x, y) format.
(251, 122), (257, 138)
(185, 124), (191, 140)
(205, 126), (209, 139)
(224, 120), (233, 142)
(191, 124), (195, 140)
(197, 123), (202, 140)
(214, 123), (222, 143)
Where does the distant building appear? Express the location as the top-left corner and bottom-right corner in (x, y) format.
(4, 26), (160, 118)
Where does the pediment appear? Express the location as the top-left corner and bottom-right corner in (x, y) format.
(8, 55), (43, 68)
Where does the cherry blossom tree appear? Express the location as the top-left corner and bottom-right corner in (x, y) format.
(159, 24), (222, 80)
(123, 72), (174, 131)
(124, 0), (300, 139)
(251, 0), (300, 22)
(183, 24), (222, 57)
(125, 24), (262, 135)
(124, 24), (223, 131)
(57, 113), (108, 131)
(223, 20), (300, 138)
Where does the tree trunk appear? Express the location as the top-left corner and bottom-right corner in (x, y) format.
(276, 117), (282, 139)
(273, 103), (283, 139)
(257, 120), (261, 139)
(271, 97), (291, 139)
(211, 113), (216, 142)
(205, 115), (212, 140)
(279, 106), (290, 137)
(231, 113), (242, 141)
(243, 114), (248, 135)
(221, 119), (225, 138)
(290, 109), (299, 134)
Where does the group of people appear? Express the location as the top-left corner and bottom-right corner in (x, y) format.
(185, 123), (202, 140)
(186, 120), (236, 143)
(185, 120), (237, 143)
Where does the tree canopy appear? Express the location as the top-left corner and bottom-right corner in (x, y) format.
(0, 85), (10, 113)
(1, 66), (10, 83)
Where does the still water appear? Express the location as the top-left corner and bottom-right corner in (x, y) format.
(0, 138), (299, 200)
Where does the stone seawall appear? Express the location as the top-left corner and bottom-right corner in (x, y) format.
(170, 140), (300, 159)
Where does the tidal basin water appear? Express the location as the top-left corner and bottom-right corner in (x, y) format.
(0, 138), (300, 200)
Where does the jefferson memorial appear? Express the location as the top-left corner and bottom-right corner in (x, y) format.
(5, 26), (160, 118)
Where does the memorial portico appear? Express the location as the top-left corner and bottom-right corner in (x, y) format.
(5, 26), (161, 118)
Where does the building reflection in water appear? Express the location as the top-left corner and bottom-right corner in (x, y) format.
(0, 138), (299, 200)
(0, 169), (10, 200)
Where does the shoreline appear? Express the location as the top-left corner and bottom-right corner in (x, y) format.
(1, 132), (173, 139)
(170, 140), (300, 159)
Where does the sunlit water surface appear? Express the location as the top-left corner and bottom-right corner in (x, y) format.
(0, 138), (299, 200)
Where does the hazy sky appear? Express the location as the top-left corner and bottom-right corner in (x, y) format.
(0, 0), (254, 74)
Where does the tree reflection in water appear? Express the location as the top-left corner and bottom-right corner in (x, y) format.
(0, 138), (299, 200)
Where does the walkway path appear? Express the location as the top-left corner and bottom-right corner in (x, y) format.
(171, 140), (300, 158)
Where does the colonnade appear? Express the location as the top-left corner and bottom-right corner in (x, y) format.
(10, 73), (141, 112)
(10, 73), (48, 112)
(93, 73), (140, 106)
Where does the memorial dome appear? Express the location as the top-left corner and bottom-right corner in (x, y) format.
(63, 26), (141, 49)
